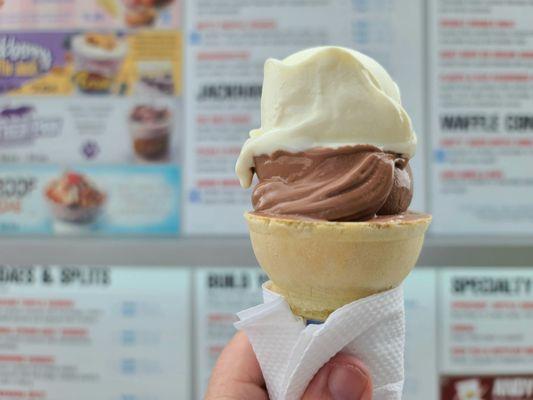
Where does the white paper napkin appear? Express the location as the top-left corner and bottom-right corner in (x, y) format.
(235, 283), (405, 400)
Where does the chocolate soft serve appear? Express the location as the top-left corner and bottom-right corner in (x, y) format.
(252, 145), (413, 221)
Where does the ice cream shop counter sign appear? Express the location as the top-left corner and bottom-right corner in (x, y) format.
(0, 165), (181, 235)
(0, 31), (182, 96)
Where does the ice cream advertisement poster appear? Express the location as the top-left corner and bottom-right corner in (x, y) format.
(0, 98), (182, 164)
(0, 31), (182, 96)
(0, 0), (180, 29)
(0, 165), (181, 235)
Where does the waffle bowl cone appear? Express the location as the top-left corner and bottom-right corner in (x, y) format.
(246, 212), (431, 321)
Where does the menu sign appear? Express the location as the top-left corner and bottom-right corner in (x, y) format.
(194, 267), (439, 400)
(0, 265), (191, 400)
(0, 0), (181, 30)
(0, 31), (182, 97)
(429, 0), (533, 235)
(184, 0), (425, 234)
(439, 268), (533, 399)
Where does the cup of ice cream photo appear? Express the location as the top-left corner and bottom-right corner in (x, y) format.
(234, 46), (432, 399)
(44, 171), (106, 224)
(129, 104), (172, 161)
(72, 33), (128, 94)
(122, 0), (175, 28)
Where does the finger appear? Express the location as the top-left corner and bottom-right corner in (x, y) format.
(302, 353), (373, 400)
(205, 331), (268, 400)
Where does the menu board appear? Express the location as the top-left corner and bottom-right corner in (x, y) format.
(194, 267), (438, 400)
(0, 31), (182, 96)
(0, 165), (181, 235)
(0, 265), (191, 400)
(429, 0), (533, 235)
(404, 268), (439, 399)
(183, 0), (425, 234)
(0, 2), (183, 237)
(1, 1), (532, 235)
(439, 268), (533, 400)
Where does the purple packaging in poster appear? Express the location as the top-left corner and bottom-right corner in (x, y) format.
(0, 32), (70, 93)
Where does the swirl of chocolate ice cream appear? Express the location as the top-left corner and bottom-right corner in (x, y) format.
(251, 145), (413, 221)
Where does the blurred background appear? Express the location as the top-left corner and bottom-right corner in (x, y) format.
(0, 0), (532, 399)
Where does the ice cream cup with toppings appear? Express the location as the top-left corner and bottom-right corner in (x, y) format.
(72, 33), (128, 94)
(129, 104), (173, 161)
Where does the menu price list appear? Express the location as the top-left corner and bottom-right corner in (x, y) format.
(0, 265), (192, 400)
(194, 267), (269, 397)
(184, 0), (425, 235)
(0, 0), (181, 30)
(194, 267), (438, 400)
(429, 0), (533, 235)
(439, 268), (533, 400)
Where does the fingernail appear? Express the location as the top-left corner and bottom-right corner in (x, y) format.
(328, 362), (371, 400)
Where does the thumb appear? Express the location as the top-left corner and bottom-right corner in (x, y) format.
(302, 354), (373, 400)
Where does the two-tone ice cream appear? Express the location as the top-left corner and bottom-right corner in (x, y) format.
(237, 46), (431, 321)
(236, 46), (417, 221)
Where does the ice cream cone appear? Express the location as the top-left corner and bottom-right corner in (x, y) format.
(246, 212), (431, 321)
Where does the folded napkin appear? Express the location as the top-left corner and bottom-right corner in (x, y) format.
(235, 283), (405, 400)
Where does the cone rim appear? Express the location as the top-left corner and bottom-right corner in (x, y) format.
(245, 211), (431, 242)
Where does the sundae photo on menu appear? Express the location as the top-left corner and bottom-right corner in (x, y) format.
(233, 46), (431, 399)
(44, 171), (106, 224)
(122, 0), (175, 27)
(72, 33), (128, 94)
(129, 104), (172, 161)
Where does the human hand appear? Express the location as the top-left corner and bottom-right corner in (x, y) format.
(205, 331), (372, 400)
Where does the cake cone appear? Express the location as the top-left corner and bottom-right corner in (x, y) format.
(246, 212), (431, 321)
